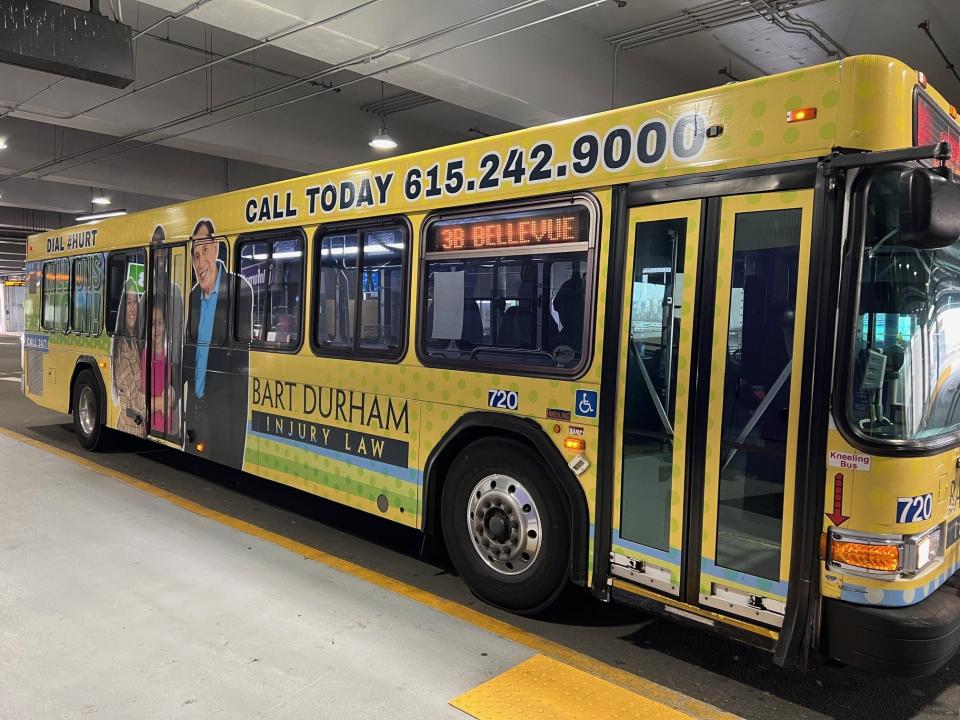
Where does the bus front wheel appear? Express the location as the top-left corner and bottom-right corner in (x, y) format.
(73, 369), (108, 451)
(441, 438), (569, 614)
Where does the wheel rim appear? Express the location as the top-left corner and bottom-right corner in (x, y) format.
(467, 473), (542, 576)
(78, 385), (96, 437)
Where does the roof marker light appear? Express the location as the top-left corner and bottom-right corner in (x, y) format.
(786, 107), (818, 123)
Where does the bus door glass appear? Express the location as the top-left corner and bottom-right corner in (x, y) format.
(147, 244), (186, 443)
(612, 191), (813, 628)
(611, 200), (702, 596)
(698, 190), (813, 625)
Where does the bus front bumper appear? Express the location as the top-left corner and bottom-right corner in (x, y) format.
(823, 572), (960, 677)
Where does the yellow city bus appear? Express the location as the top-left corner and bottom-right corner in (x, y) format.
(21, 54), (960, 676)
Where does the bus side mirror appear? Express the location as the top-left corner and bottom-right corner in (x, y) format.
(899, 167), (960, 249)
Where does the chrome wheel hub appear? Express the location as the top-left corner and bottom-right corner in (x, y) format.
(467, 473), (542, 576)
(78, 386), (96, 437)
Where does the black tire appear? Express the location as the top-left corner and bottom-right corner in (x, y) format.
(72, 369), (109, 451)
(441, 437), (569, 614)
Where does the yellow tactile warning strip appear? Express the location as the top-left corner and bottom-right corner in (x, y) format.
(0, 426), (741, 720)
(452, 655), (696, 720)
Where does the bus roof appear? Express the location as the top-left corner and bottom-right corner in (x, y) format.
(27, 54), (954, 260)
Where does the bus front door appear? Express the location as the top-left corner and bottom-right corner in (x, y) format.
(147, 244), (187, 444)
(612, 190), (813, 630)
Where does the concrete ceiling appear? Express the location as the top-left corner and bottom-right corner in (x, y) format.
(0, 0), (958, 275)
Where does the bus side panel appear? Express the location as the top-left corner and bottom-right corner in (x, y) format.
(245, 351), (424, 529)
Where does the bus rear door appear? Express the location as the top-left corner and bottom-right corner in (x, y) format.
(611, 190), (813, 631)
(147, 243), (186, 444)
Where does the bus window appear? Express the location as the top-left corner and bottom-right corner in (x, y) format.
(421, 201), (594, 372)
(237, 232), (304, 349)
(106, 249), (146, 336)
(715, 207), (802, 582)
(72, 255), (104, 336)
(41, 261), (57, 331)
(313, 224), (407, 358)
(42, 258), (71, 333)
(848, 167), (960, 442)
(358, 228), (405, 352)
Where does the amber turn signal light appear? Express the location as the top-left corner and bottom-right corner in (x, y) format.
(195, 442), (205, 453)
(563, 437), (586, 451)
(786, 107), (817, 123)
(830, 538), (900, 572)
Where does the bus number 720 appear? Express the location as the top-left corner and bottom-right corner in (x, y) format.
(897, 494), (933, 523)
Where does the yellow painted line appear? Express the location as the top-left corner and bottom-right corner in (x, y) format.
(0, 425), (740, 720)
(452, 655), (695, 720)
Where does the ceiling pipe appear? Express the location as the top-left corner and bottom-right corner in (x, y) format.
(751, 0), (844, 58)
(132, 0), (216, 41)
(781, 8), (849, 57)
(608, 0), (826, 51)
(718, 66), (740, 82)
(919, 20), (960, 87)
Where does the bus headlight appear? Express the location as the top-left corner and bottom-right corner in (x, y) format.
(904, 524), (942, 575)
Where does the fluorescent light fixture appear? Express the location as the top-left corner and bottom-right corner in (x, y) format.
(91, 195), (112, 206)
(369, 130), (397, 150)
(75, 209), (128, 222)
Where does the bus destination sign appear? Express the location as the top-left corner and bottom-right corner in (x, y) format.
(427, 207), (588, 253)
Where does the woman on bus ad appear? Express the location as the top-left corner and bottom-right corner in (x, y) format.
(112, 279), (146, 437)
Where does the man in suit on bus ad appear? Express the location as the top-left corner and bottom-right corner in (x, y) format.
(183, 219), (254, 468)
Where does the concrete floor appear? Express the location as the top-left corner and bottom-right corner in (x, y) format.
(1, 337), (958, 719)
(0, 431), (533, 719)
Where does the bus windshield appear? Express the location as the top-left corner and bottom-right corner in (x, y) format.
(848, 167), (960, 442)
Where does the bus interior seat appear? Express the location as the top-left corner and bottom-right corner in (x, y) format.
(498, 280), (536, 348)
(461, 299), (484, 347)
(424, 298), (485, 350)
(552, 275), (585, 352)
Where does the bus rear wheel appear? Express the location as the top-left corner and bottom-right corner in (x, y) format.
(73, 369), (108, 451)
(441, 438), (569, 614)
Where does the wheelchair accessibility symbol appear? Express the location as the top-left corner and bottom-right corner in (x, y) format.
(575, 389), (598, 418)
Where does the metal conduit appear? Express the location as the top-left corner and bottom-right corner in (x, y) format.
(0, 0), (562, 185)
(132, 0), (216, 40)
(360, 91), (438, 116)
(751, 0), (837, 57)
(606, 0), (824, 51)
(782, 8), (849, 56)
(608, 0), (766, 44)
(9, 0), (616, 186)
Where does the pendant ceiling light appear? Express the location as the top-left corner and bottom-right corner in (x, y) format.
(369, 81), (397, 150)
(91, 188), (111, 206)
